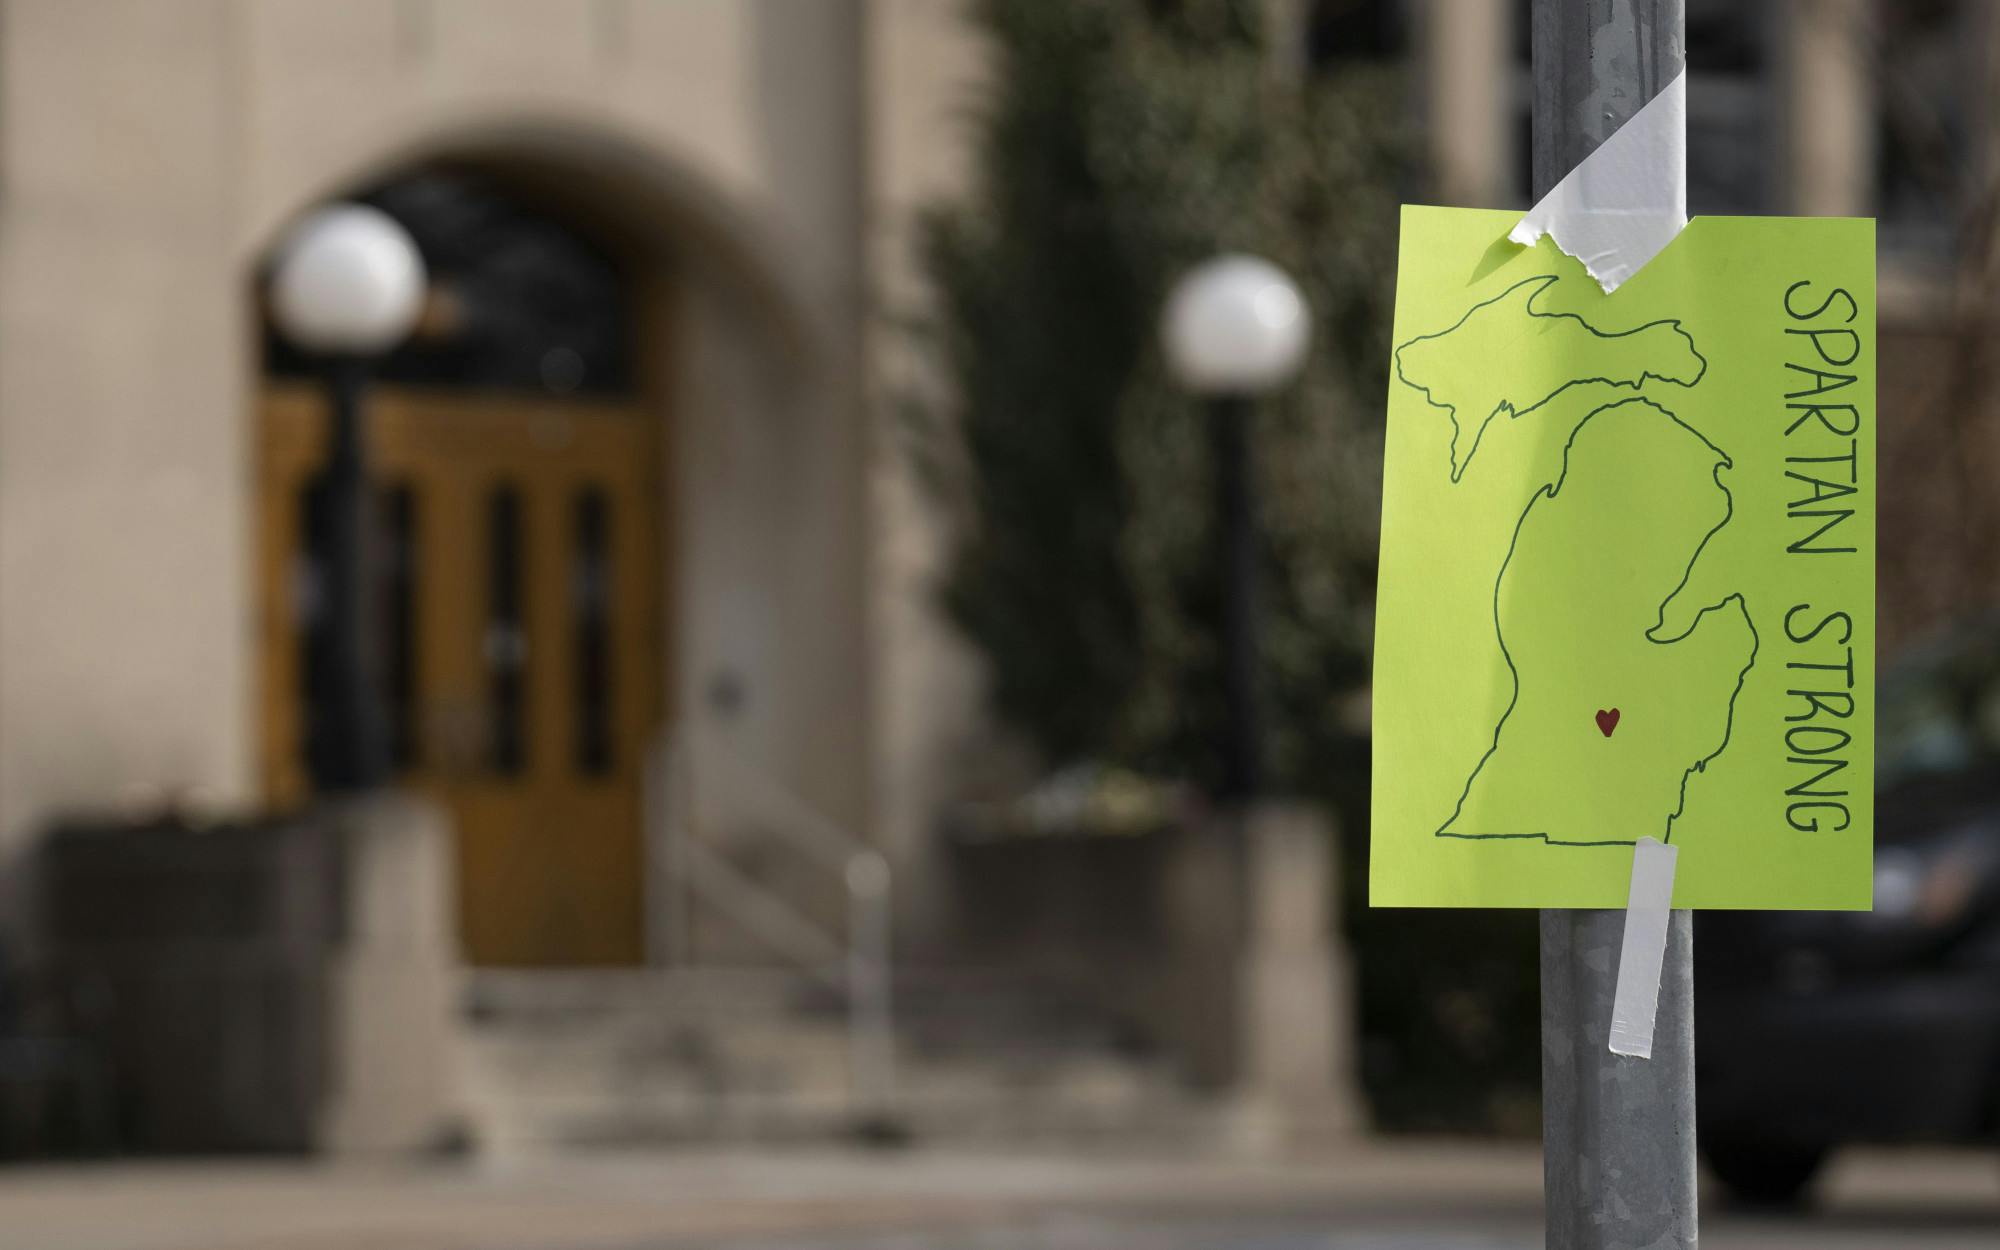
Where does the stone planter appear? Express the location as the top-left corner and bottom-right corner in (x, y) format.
(39, 793), (460, 1154)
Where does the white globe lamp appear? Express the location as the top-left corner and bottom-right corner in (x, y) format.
(1161, 254), (1310, 396)
(269, 204), (427, 356)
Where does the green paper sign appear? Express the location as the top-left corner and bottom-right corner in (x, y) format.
(1370, 206), (1875, 910)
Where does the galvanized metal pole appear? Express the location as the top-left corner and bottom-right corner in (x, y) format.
(1531, 3), (1698, 1248)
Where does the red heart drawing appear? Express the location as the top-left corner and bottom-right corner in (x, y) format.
(1595, 708), (1621, 738)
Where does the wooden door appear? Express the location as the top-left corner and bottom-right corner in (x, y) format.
(259, 385), (662, 965)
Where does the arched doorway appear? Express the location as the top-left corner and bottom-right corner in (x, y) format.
(256, 167), (669, 966)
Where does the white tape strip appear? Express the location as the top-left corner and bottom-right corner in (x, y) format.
(1608, 837), (1678, 1059)
(1509, 70), (1688, 293)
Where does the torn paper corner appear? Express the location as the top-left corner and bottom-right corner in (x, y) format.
(1510, 70), (1688, 294)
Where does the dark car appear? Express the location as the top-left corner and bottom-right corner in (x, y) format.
(1695, 613), (2000, 1204)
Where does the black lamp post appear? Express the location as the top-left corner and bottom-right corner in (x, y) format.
(1162, 255), (1311, 805)
(268, 205), (427, 792)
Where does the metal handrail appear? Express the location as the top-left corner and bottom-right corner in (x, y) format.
(674, 836), (847, 979)
(684, 738), (872, 878)
(645, 732), (895, 1123)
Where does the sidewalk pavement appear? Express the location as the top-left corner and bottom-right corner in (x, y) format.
(0, 1142), (1993, 1250)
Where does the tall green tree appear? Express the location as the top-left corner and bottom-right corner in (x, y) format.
(913, 0), (1406, 797)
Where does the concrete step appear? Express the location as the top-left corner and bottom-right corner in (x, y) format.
(467, 1031), (855, 1101)
(465, 967), (838, 1026)
(463, 1047), (860, 1148)
(459, 967), (1221, 1153)
(469, 1050), (1223, 1151)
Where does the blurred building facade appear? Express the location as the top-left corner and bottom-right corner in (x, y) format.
(0, 0), (1000, 1151)
(0, 0), (987, 961)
